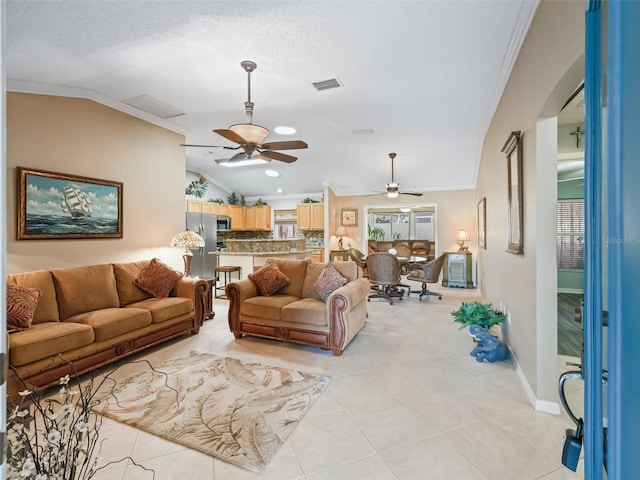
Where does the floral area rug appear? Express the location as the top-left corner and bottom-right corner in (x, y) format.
(93, 351), (330, 472)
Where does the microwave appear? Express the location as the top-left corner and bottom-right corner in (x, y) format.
(216, 216), (231, 231)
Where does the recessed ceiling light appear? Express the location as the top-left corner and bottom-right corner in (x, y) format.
(274, 126), (296, 135)
(218, 159), (268, 168)
(265, 169), (280, 177)
(277, 188), (283, 193)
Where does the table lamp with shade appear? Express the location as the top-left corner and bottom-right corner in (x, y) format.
(335, 225), (347, 250)
(456, 230), (470, 252)
(170, 230), (205, 276)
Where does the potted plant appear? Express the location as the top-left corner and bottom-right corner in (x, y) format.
(451, 301), (508, 362)
(185, 176), (208, 198)
(367, 224), (385, 241)
(209, 198), (224, 204)
(254, 198), (267, 206)
(451, 301), (505, 331)
(227, 192), (239, 205)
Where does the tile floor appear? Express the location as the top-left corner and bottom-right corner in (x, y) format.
(90, 283), (585, 480)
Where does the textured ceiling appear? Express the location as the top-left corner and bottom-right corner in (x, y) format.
(6, 1), (539, 200)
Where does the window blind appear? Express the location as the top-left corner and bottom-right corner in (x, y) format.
(557, 200), (585, 269)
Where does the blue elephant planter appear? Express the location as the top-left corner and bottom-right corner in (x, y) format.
(468, 325), (510, 363)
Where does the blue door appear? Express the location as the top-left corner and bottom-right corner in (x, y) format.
(583, 1), (640, 478)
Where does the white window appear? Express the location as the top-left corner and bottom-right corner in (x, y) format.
(557, 200), (584, 269)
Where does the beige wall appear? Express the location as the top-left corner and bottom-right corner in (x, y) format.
(475, 0), (584, 406)
(6, 93), (187, 273)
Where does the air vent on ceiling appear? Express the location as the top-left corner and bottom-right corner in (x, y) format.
(312, 78), (343, 91)
(121, 95), (185, 119)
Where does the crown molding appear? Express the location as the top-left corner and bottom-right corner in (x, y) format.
(7, 80), (191, 135)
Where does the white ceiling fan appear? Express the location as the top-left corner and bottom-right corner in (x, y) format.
(182, 61), (308, 164)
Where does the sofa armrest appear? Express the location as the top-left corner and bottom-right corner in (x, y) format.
(327, 278), (370, 354)
(226, 279), (258, 333)
(171, 277), (209, 327)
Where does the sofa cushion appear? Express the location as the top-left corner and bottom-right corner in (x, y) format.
(134, 258), (183, 298)
(8, 322), (95, 367)
(112, 260), (153, 306)
(266, 258), (309, 297)
(66, 307), (152, 342)
(7, 285), (41, 332)
(249, 263), (291, 296)
(52, 264), (120, 321)
(241, 295), (300, 321)
(7, 270), (60, 323)
(281, 298), (328, 327)
(125, 297), (193, 324)
(314, 263), (348, 302)
(301, 262), (324, 300)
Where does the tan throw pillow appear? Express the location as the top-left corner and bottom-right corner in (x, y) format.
(314, 263), (348, 302)
(7, 284), (42, 332)
(134, 258), (183, 298)
(248, 263), (291, 296)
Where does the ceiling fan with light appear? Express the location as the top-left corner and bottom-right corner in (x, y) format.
(373, 153), (423, 197)
(181, 61), (308, 164)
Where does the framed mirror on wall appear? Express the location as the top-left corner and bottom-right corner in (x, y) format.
(502, 131), (523, 254)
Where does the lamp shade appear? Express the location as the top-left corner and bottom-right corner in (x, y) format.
(170, 230), (205, 250)
(335, 225), (347, 236)
(229, 123), (270, 145)
(457, 230), (470, 242)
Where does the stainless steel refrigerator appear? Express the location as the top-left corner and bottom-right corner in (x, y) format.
(185, 212), (217, 278)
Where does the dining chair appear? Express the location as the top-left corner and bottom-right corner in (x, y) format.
(392, 244), (413, 275)
(406, 253), (446, 300)
(347, 247), (368, 277)
(366, 252), (405, 305)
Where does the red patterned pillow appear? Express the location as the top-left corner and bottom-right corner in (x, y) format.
(134, 258), (183, 298)
(314, 263), (348, 302)
(248, 263), (291, 296)
(7, 284), (42, 332)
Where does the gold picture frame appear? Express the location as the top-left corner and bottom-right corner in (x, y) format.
(340, 208), (358, 227)
(17, 167), (123, 240)
(502, 131), (523, 254)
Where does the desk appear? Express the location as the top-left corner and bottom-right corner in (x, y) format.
(329, 249), (350, 261)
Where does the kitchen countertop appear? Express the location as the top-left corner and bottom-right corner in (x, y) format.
(209, 249), (319, 256)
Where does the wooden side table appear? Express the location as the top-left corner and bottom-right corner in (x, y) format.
(329, 249), (350, 261)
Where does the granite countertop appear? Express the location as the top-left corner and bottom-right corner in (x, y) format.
(209, 249), (319, 256)
(225, 238), (304, 242)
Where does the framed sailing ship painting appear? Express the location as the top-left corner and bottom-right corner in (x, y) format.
(17, 167), (123, 240)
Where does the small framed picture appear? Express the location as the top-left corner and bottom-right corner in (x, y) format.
(341, 208), (358, 227)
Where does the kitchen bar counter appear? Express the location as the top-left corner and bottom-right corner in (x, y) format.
(209, 250), (322, 280)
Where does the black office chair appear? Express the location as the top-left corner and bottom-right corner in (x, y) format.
(406, 253), (446, 300)
(367, 252), (405, 305)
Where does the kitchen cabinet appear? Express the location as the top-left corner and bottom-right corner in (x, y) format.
(186, 200), (202, 213)
(253, 205), (272, 230)
(297, 203), (324, 230)
(311, 249), (324, 263)
(229, 205), (245, 231)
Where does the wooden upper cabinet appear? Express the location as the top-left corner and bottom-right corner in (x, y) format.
(229, 205), (245, 230)
(201, 202), (214, 214)
(218, 204), (230, 217)
(297, 203), (324, 230)
(311, 204), (324, 229)
(255, 205), (271, 230)
(186, 200), (202, 213)
(243, 205), (272, 231)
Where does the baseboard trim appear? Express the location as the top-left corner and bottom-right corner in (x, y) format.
(508, 344), (562, 415)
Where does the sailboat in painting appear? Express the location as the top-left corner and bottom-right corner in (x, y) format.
(60, 186), (92, 218)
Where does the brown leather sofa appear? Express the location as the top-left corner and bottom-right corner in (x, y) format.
(368, 239), (435, 260)
(226, 258), (370, 356)
(6, 260), (209, 402)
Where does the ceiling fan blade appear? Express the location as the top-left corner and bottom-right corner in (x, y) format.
(181, 144), (239, 150)
(400, 192), (423, 197)
(213, 129), (247, 145)
(260, 140), (308, 151)
(259, 150), (298, 163)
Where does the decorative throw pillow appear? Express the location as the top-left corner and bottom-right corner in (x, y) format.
(134, 258), (183, 298)
(314, 263), (348, 302)
(248, 263), (291, 296)
(7, 284), (42, 332)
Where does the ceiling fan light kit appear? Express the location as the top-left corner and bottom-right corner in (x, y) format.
(377, 153), (423, 198)
(184, 60), (308, 166)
